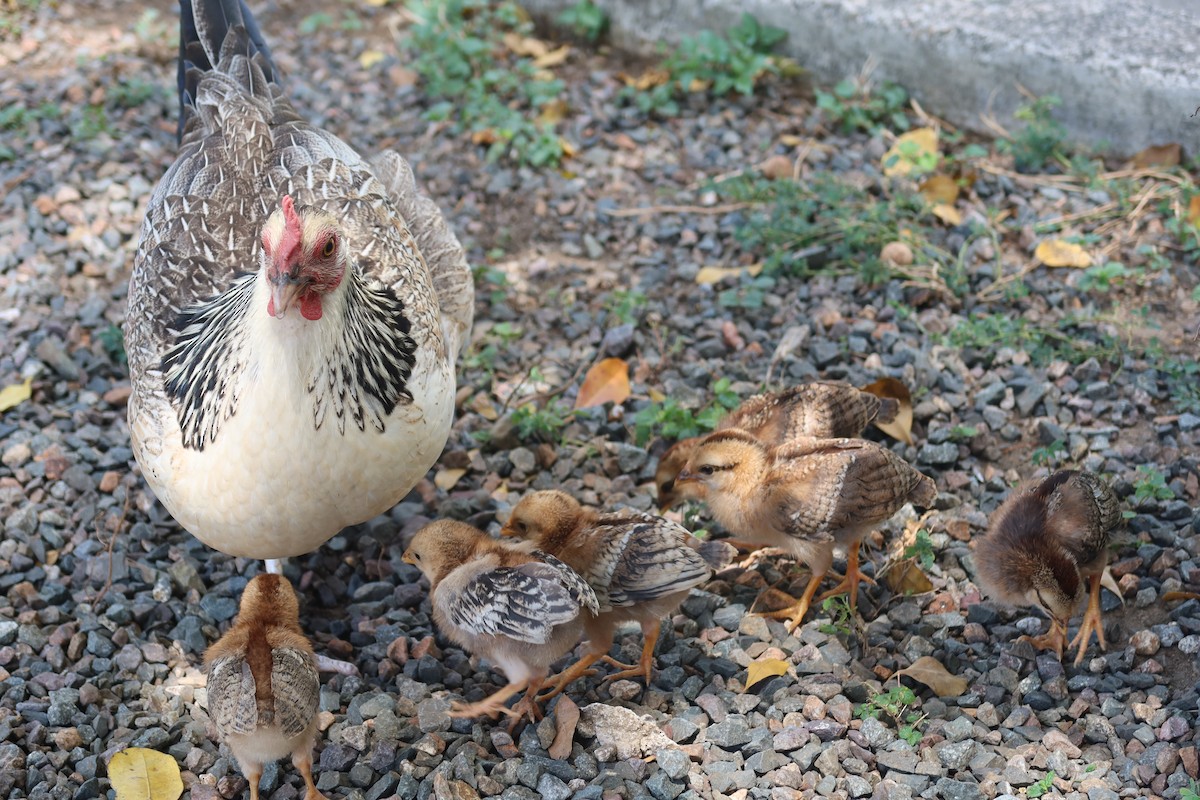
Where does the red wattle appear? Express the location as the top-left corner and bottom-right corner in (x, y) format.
(300, 292), (323, 320)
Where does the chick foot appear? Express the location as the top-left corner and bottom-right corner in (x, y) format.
(449, 682), (524, 720)
(507, 681), (545, 733)
(292, 750), (329, 800)
(1068, 574), (1106, 666)
(1017, 619), (1068, 661)
(538, 656), (602, 703)
(754, 571), (826, 633)
(816, 543), (876, 613)
(600, 621), (660, 686)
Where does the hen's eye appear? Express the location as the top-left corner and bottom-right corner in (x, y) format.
(322, 237), (336, 258)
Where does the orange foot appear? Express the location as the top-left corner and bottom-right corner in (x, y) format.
(816, 542), (876, 614)
(1018, 619), (1068, 661)
(754, 571), (825, 633)
(600, 620), (661, 687)
(1069, 573), (1106, 666)
(448, 682), (524, 720)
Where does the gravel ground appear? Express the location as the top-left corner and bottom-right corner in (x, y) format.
(2, 2), (1200, 800)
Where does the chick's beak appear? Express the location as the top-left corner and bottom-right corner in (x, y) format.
(401, 549), (417, 565)
(675, 469), (697, 484)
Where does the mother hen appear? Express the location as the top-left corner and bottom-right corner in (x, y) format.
(126, 0), (473, 563)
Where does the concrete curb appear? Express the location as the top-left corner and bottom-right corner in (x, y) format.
(527, 0), (1200, 157)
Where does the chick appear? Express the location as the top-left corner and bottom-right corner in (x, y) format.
(974, 469), (1121, 666)
(501, 490), (736, 695)
(676, 431), (936, 631)
(205, 574), (326, 800)
(657, 382), (899, 511)
(402, 520), (599, 722)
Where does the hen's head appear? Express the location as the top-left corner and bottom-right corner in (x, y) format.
(261, 195), (346, 321)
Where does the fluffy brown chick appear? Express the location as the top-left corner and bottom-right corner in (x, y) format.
(975, 469), (1121, 666)
(676, 430), (936, 631)
(657, 382), (899, 511)
(501, 490), (736, 696)
(205, 574), (326, 800)
(402, 520), (598, 723)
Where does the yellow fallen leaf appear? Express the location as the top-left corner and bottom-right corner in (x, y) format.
(533, 45), (571, 68)
(861, 377), (913, 445)
(0, 376), (33, 413)
(882, 127), (938, 177)
(503, 33), (549, 58)
(779, 134), (805, 147)
(358, 49), (385, 70)
(743, 658), (789, 692)
(882, 558), (934, 595)
(918, 174), (959, 205)
(471, 129), (498, 146)
(536, 99), (570, 127)
(470, 393), (499, 421)
(618, 69), (669, 90)
(108, 748), (183, 800)
(558, 138), (577, 159)
(694, 263), (763, 286)
(647, 387), (667, 403)
(364, 0), (390, 5)
(1132, 143), (1181, 169)
(1035, 239), (1092, 268)
(895, 656), (969, 697)
(434, 468), (467, 491)
(575, 358), (631, 410)
(1188, 195), (1200, 227)
(687, 77), (711, 93)
(931, 203), (962, 226)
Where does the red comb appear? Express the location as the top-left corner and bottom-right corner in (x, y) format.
(275, 195), (302, 269)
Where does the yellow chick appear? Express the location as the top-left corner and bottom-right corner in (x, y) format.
(501, 490), (736, 696)
(205, 574), (326, 800)
(676, 431), (936, 631)
(656, 382), (899, 510)
(975, 469), (1121, 666)
(402, 520), (598, 723)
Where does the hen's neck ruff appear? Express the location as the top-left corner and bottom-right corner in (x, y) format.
(161, 265), (417, 451)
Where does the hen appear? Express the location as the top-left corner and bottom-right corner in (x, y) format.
(125, 0), (473, 564)
(677, 431), (935, 630)
(974, 469), (1121, 666)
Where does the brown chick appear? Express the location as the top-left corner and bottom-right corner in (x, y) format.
(676, 431), (936, 631)
(657, 382), (899, 511)
(205, 574), (326, 800)
(501, 490), (737, 696)
(974, 469), (1121, 666)
(402, 520), (599, 723)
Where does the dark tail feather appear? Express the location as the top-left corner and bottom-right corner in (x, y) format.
(874, 396), (901, 425)
(177, 0), (277, 142)
(697, 539), (739, 570)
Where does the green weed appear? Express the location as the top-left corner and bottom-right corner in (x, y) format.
(815, 79), (909, 134)
(511, 401), (572, 444)
(817, 595), (854, 637)
(71, 105), (110, 140)
(1031, 439), (1067, 468)
(1162, 357), (1200, 415)
(406, 0), (567, 166)
(1001, 94), (1067, 173)
(1132, 465), (1174, 505)
(97, 325), (127, 367)
(604, 289), (647, 326)
(1180, 779), (1200, 800)
(109, 78), (159, 109)
(633, 378), (739, 446)
(855, 684), (924, 746)
(556, 0), (608, 43)
(941, 313), (1120, 368)
(1026, 771), (1056, 799)
(902, 530), (936, 570)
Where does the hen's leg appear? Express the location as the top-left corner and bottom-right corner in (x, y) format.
(1069, 573), (1106, 666)
(449, 681), (526, 720)
(602, 619), (660, 686)
(754, 569), (826, 633)
(292, 746), (329, 800)
(262, 563), (360, 675)
(817, 542), (876, 613)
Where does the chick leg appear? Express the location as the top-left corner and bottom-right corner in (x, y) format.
(602, 619), (660, 686)
(1069, 573), (1106, 666)
(816, 542), (876, 613)
(240, 761), (263, 800)
(291, 747), (329, 800)
(538, 653), (604, 702)
(1018, 619), (1068, 660)
(449, 681), (526, 720)
(508, 678), (546, 732)
(754, 570), (826, 633)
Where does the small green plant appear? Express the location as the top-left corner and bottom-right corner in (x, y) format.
(815, 79), (909, 134)
(1026, 771), (1057, 799)
(556, 0), (608, 43)
(109, 78), (159, 109)
(902, 530), (936, 570)
(1179, 779), (1200, 800)
(817, 595), (854, 637)
(511, 402), (571, 444)
(718, 275), (776, 309)
(709, 377), (740, 412)
(97, 325), (126, 367)
(1132, 466), (1174, 505)
(604, 289), (647, 326)
(298, 12), (335, 34)
(1078, 261), (1131, 293)
(855, 684), (923, 746)
(1031, 438), (1067, 468)
(489, 322), (523, 344)
(71, 105), (111, 140)
(946, 425), (978, 443)
(633, 378), (739, 446)
(1001, 94), (1067, 173)
(406, 0), (567, 166)
(1161, 357), (1200, 415)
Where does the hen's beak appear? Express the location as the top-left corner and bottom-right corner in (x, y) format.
(268, 273), (306, 318)
(401, 549), (417, 565)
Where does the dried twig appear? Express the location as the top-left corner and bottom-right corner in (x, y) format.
(604, 202), (750, 218)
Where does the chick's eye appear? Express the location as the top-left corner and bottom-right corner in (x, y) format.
(322, 237), (336, 258)
(699, 465), (716, 476)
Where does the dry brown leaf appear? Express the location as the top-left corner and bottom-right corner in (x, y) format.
(0, 376), (32, 413)
(558, 138), (577, 159)
(931, 203), (962, 226)
(471, 129), (498, 146)
(1132, 143), (1181, 169)
(533, 46), (570, 68)
(470, 393), (499, 421)
(434, 468), (467, 491)
(618, 69), (669, 90)
(694, 263), (763, 285)
(536, 99), (570, 127)
(918, 174), (959, 205)
(548, 694), (579, 759)
(779, 134), (805, 147)
(882, 558), (934, 595)
(882, 127), (938, 177)
(743, 658), (789, 692)
(880, 241), (914, 267)
(1188, 195), (1200, 227)
(358, 49), (385, 70)
(108, 748), (183, 800)
(1035, 239), (1092, 268)
(759, 154), (794, 180)
(861, 378), (914, 445)
(575, 358), (631, 409)
(895, 656), (969, 697)
(389, 66), (418, 87)
(1163, 591), (1200, 603)
(502, 33), (549, 58)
